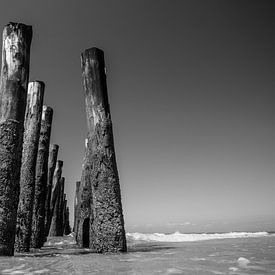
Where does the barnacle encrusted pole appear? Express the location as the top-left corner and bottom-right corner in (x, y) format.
(50, 160), (63, 215)
(80, 47), (127, 252)
(76, 139), (92, 245)
(15, 81), (44, 252)
(73, 181), (81, 233)
(44, 144), (59, 237)
(49, 177), (64, 236)
(31, 106), (53, 248)
(48, 159), (63, 233)
(48, 179), (61, 236)
(0, 22), (32, 256)
(62, 195), (67, 234)
(57, 177), (65, 236)
(64, 206), (71, 235)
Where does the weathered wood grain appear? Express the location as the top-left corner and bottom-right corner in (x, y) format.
(80, 47), (126, 253)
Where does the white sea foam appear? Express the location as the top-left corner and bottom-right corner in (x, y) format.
(166, 267), (183, 274)
(236, 257), (266, 271)
(32, 269), (50, 274)
(126, 231), (269, 242)
(2, 265), (25, 274)
(229, 267), (239, 272)
(191, 257), (206, 261)
(1, 265), (37, 275)
(237, 257), (250, 268)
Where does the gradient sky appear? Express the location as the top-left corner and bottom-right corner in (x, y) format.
(0, 0), (274, 233)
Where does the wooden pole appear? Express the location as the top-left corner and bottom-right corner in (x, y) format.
(64, 206), (71, 235)
(57, 177), (65, 236)
(80, 47), (127, 252)
(15, 81), (44, 252)
(62, 195), (67, 235)
(49, 177), (64, 236)
(31, 106), (53, 248)
(48, 179), (60, 236)
(48, 159), (63, 234)
(0, 22), (32, 256)
(44, 144), (59, 237)
(76, 139), (92, 245)
(73, 181), (81, 233)
(50, 160), (63, 214)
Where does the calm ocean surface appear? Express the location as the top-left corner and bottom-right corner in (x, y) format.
(0, 232), (274, 274)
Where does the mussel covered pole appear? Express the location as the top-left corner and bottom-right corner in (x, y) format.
(0, 22), (32, 256)
(81, 47), (126, 252)
(49, 177), (64, 236)
(73, 181), (81, 233)
(15, 81), (44, 252)
(44, 144), (59, 237)
(64, 206), (71, 235)
(57, 177), (65, 236)
(31, 106), (53, 248)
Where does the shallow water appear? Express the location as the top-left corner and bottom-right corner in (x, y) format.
(0, 234), (275, 274)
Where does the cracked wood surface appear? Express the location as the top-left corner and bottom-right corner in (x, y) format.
(79, 47), (126, 253)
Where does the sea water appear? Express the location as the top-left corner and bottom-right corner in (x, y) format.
(0, 232), (274, 274)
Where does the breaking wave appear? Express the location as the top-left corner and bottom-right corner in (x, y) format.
(126, 231), (270, 242)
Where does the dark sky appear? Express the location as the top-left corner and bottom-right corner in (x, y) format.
(0, 0), (274, 233)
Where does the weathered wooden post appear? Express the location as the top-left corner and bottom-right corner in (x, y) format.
(15, 81), (44, 252)
(62, 196), (67, 234)
(44, 144), (59, 237)
(76, 141), (93, 245)
(31, 106), (53, 248)
(64, 206), (71, 235)
(57, 177), (65, 236)
(80, 47), (127, 252)
(49, 177), (64, 236)
(48, 180), (60, 236)
(73, 181), (81, 233)
(50, 160), (63, 213)
(48, 160), (63, 235)
(0, 22), (32, 256)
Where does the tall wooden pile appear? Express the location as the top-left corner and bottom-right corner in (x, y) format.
(15, 81), (44, 252)
(44, 144), (59, 237)
(0, 22), (32, 256)
(31, 106), (53, 248)
(78, 47), (127, 253)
